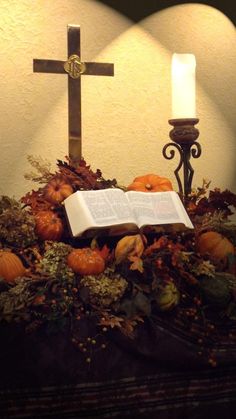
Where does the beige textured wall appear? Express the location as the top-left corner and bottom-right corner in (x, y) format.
(0, 0), (235, 199)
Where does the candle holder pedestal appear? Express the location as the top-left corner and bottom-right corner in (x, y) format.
(162, 118), (201, 201)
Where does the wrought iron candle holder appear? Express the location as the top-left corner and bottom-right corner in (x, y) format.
(162, 118), (201, 201)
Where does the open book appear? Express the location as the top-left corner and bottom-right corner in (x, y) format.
(64, 188), (194, 238)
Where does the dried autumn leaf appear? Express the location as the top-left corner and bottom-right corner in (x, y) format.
(21, 189), (53, 212)
(119, 316), (144, 338)
(171, 250), (191, 267)
(193, 188), (236, 217)
(94, 244), (111, 261)
(57, 158), (117, 191)
(99, 314), (124, 329)
(144, 236), (169, 256)
(128, 255), (144, 273)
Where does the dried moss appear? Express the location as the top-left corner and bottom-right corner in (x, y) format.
(0, 196), (36, 248)
(0, 277), (34, 322)
(80, 269), (128, 307)
(39, 242), (74, 282)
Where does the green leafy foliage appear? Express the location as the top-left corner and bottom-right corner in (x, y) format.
(199, 274), (232, 309)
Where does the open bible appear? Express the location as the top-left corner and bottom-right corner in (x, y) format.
(64, 188), (194, 238)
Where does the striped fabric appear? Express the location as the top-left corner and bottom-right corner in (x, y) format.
(1, 367), (236, 418)
(1, 316), (236, 418)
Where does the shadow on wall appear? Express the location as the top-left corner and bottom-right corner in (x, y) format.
(96, 0), (235, 24)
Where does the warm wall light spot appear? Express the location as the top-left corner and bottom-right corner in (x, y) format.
(0, 1), (235, 197)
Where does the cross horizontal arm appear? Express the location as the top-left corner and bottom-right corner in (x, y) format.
(84, 62), (114, 76)
(33, 59), (66, 74)
(34, 59), (114, 77)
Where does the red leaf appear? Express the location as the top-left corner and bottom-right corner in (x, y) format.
(144, 236), (169, 256)
(94, 244), (111, 261)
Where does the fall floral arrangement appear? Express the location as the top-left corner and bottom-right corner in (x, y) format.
(0, 156), (236, 367)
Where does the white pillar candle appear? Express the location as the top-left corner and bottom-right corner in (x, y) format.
(171, 53), (196, 119)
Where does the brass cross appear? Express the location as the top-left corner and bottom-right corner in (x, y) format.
(33, 24), (114, 166)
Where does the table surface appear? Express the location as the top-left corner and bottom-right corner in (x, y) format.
(1, 318), (236, 418)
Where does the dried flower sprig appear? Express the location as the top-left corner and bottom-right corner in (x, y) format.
(24, 155), (54, 184)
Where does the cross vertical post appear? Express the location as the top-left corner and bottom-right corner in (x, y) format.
(67, 25), (82, 165)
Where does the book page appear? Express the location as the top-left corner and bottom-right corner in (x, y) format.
(126, 190), (193, 229)
(65, 189), (193, 238)
(64, 191), (95, 237)
(79, 189), (136, 227)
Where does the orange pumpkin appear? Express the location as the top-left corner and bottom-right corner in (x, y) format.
(127, 174), (173, 192)
(67, 248), (105, 275)
(196, 231), (235, 265)
(0, 250), (26, 283)
(35, 210), (64, 241)
(44, 177), (73, 204)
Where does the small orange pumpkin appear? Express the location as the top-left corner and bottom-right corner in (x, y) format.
(67, 248), (105, 275)
(44, 177), (73, 204)
(196, 231), (235, 265)
(35, 210), (64, 241)
(0, 250), (26, 283)
(127, 174), (173, 192)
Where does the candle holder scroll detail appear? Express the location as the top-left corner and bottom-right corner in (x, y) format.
(163, 118), (201, 200)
